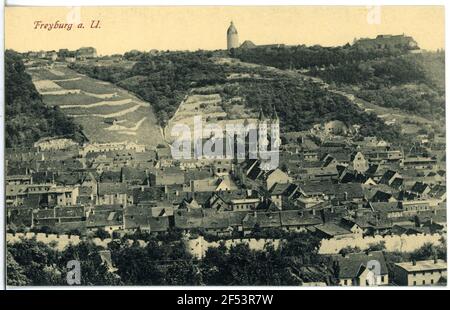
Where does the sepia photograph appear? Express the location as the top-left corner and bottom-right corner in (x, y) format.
(2, 3), (447, 291)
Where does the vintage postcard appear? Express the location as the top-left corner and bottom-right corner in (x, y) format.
(3, 5), (447, 288)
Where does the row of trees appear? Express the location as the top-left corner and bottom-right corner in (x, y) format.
(7, 231), (332, 286)
(8, 233), (446, 286)
(231, 44), (407, 70)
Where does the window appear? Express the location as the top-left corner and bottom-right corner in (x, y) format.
(431, 279), (434, 284)
(381, 276), (385, 282)
(423, 280), (426, 285)
(413, 281), (416, 286)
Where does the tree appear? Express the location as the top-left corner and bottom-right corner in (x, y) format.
(5, 50), (84, 147)
(338, 246), (362, 256)
(6, 251), (30, 286)
(94, 228), (110, 240)
(366, 241), (386, 253)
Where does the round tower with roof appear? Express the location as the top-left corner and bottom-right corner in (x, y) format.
(227, 21), (239, 50)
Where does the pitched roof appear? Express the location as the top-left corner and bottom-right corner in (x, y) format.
(242, 212), (281, 229)
(335, 251), (388, 279)
(395, 259), (446, 272)
(87, 210), (123, 228)
(369, 201), (401, 213)
(98, 182), (128, 195)
(279, 210), (322, 227)
(174, 209), (203, 229)
(314, 223), (352, 237)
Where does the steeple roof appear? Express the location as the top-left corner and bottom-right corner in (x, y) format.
(258, 108), (267, 121)
(272, 108), (279, 121)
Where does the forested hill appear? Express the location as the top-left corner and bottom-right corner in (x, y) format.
(232, 44), (445, 120)
(231, 43), (407, 70)
(5, 50), (83, 148)
(70, 50), (402, 142)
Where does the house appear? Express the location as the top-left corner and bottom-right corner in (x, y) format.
(339, 217), (365, 235)
(97, 183), (128, 206)
(264, 168), (292, 190)
(403, 156), (437, 170)
(128, 186), (165, 205)
(86, 210), (124, 234)
(76, 47), (97, 59)
(25, 184), (80, 207)
(255, 199), (281, 212)
(242, 212), (281, 235)
(393, 259), (447, 286)
(410, 182), (431, 198)
(371, 190), (397, 203)
(121, 167), (148, 185)
(297, 166), (339, 182)
(314, 223), (356, 239)
(5, 175), (33, 185)
(179, 197), (202, 211)
(333, 251), (389, 286)
(202, 212), (234, 236)
(34, 137), (77, 151)
(208, 191), (260, 212)
(149, 168), (185, 186)
(379, 170), (401, 185)
(269, 183), (292, 208)
(348, 151), (369, 173)
(428, 185), (446, 203)
(190, 176), (237, 193)
(174, 209), (203, 233)
(124, 210), (169, 235)
(5, 184), (29, 207)
(238, 159), (292, 190)
(400, 200), (431, 215)
(368, 202), (403, 219)
(279, 210), (322, 232)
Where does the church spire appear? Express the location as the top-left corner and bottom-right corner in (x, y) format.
(258, 107), (266, 121)
(272, 107), (279, 121)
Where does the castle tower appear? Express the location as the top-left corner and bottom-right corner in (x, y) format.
(227, 21), (239, 50)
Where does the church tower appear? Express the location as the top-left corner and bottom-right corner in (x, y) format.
(227, 21), (239, 50)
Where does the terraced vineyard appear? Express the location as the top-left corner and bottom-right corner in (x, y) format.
(164, 89), (258, 144)
(27, 64), (164, 147)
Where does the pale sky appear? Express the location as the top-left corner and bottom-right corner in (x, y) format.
(5, 6), (445, 55)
